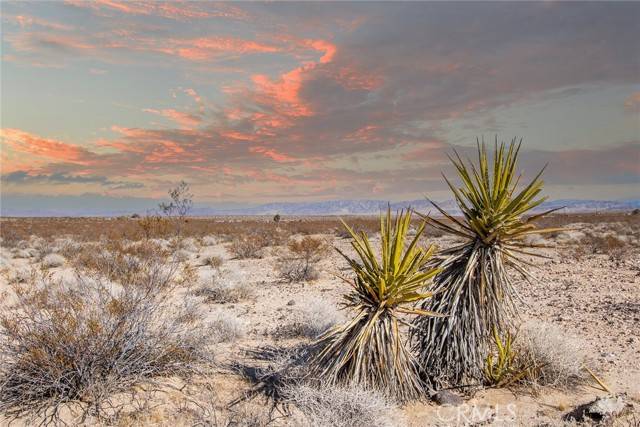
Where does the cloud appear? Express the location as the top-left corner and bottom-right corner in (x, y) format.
(64, 0), (250, 21)
(2, 2), (639, 202)
(624, 92), (640, 112)
(1, 170), (144, 189)
(1, 128), (96, 165)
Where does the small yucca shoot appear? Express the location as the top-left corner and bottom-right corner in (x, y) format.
(484, 328), (529, 387)
(411, 138), (564, 385)
(309, 208), (441, 401)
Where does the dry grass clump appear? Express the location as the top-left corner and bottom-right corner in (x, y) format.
(0, 255), (212, 424)
(277, 236), (330, 282)
(277, 298), (345, 339)
(196, 254), (224, 270)
(209, 310), (246, 343)
(201, 235), (218, 246)
(284, 383), (402, 427)
(41, 253), (66, 268)
(228, 234), (268, 259)
(517, 322), (589, 389)
(194, 271), (253, 304)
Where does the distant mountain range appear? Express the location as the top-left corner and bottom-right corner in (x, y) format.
(1, 194), (638, 217)
(191, 198), (640, 216)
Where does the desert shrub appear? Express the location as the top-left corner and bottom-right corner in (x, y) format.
(284, 383), (401, 427)
(177, 237), (200, 253)
(41, 253), (66, 268)
(277, 236), (329, 282)
(585, 233), (628, 264)
(206, 255), (224, 270)
(0, 255), (212, 424)
(136, 215), (173, 239)
(277, 298), (345, 339)
(194, 273), (253, 304)
(229, 234), (268, 259)
(309, 209), (440, 401)
(412, 139), (562, 386)
(159, 181), (193, 237)
(210, 310), (246, 343)
(517, 322), (589, 389)
(202, 235), (218, 246)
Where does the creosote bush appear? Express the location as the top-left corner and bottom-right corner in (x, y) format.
(194, 272), (253, 304)
(228, 234), (268, 259)
(0, 252), (212, 425)
(277, 236), (329, 282)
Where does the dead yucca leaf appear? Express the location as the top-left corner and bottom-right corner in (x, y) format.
(412, 138), (563, 385)
(308, 209), (440, 401)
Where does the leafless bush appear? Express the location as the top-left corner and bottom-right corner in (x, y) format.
(229, 235), (268, 259)
(517, 322), (589, 389)
(194, 271), (253, 304)
(0, 253), (212, 425)
(283, 383), (401, 427)
(277, 236), (329, 283)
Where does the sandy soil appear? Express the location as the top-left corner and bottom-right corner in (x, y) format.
(0, 221), (638, 426)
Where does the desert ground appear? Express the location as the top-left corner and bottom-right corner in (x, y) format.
(0, 213), (638, 426)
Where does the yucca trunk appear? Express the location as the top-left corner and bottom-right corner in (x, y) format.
(412, 242), (517, 385)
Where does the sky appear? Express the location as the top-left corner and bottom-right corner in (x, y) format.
(1, 1), (639, 210)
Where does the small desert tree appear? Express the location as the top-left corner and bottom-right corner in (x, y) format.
(159, 180), (193, 237)
(309, 209), (441, 401)
(411, 138), (563, 385)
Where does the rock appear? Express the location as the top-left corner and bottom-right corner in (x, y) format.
(287, 299), (296, 306)
(563, 394), (633, 425)
(432, 390), (464, 406)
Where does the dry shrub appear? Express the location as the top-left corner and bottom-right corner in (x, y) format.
(136, 215), (173, 239)
(41, 253), (65, 268)
(209, 310), (246, 343)
(277, 236), (329, 283)
(277, 298), (345, 339)
(229, 235), (268, 259)
(517, 322), (589, 389)
(284, 383), (401, 427)
(206, 255), (224, 270)
(0, 253), (212, 424)
(202, 235), (218, 246)
(194, 272), (253, 304)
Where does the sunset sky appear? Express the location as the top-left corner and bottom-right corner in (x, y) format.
(1, 1), (639, 210)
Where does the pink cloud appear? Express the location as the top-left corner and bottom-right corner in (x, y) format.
(624, 92), (640, 112)
(143, 108), (202, 129)
(65, 0), (249, 21)
(12, 14), (73, 31)
(1, 128), (94, 165)
(164, 37), (280, 61)
(249, 146), (296, 163)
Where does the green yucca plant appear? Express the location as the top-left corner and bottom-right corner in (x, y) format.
(309, 209), (441, 401)
(484, 327), (529, 387)
(411, 138), (564, 385)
